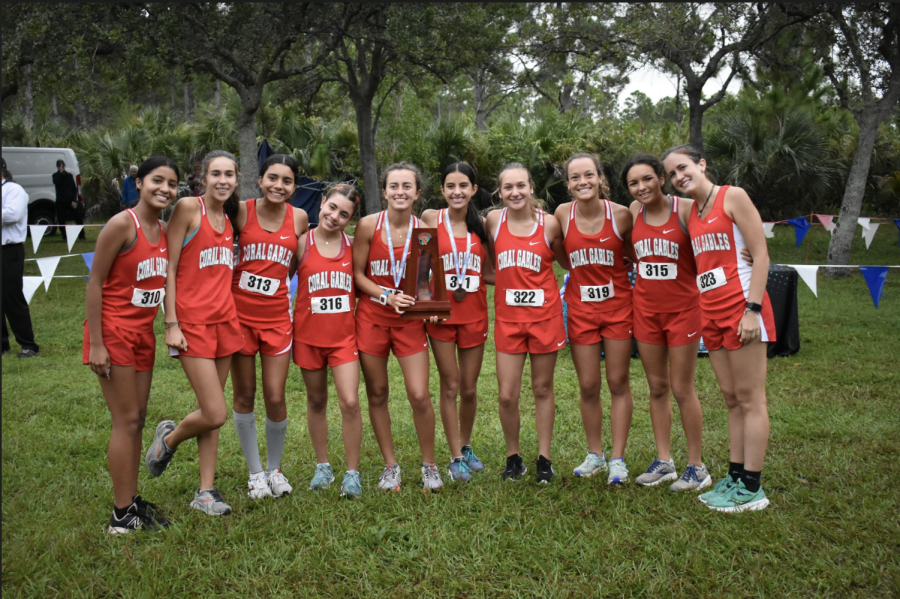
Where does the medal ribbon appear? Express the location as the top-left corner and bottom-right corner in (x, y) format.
(444, 209), (472, 289)
(384, 212), (414, 289)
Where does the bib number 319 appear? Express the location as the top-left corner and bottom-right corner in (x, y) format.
(580, 282), (615, 302)
(697, 267), (727, 293)
(131, 287), (164, 308)
(506, 289), (544, 306)
(239, 271), (280, 296)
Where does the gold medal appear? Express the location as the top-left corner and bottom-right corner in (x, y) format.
(453, 287), (467, 302)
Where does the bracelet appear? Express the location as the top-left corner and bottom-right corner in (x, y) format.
(745, 302), (762, 314)
(164, 321), (181, 328)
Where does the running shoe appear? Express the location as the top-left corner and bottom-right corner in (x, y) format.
(501, 454), (527, 481)
(340, 470), (363, 498)
(247, 471), (273, 499)
(132, 495), (170, 530)
(377, 463), (401, 492)
(310, 463), (335, 490)
(448, 457), (473, 482)
(422, 463), (444, 492)
(706, 479), (770, 513)
(699, 476), (736, 504)
(573, 452), (607, 478)
(267, 469), (293, 497)
(536, 455), (555, 484)
(145, 420), (176, 477)
(670, 463), (712, 492)
(189, 487), (232, 516)
(635, 458), (678, 487)
(461, 445), (484, 472)
(608, 458), (629, 485)
(107, 504), (144, 535)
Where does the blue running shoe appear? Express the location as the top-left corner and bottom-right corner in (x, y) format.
(461, 445), (484, 472)
(310, 463), (334, 490)
(340, 470), (363, 498)
(448, 457), (473, 482)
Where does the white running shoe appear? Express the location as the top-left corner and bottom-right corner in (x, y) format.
(608, 458), (629, 485)
(573, 452), (608, 478)
(378, 463), (401, 492)
(190, 487), (232, 515)
(247, 472), (273, 500)
(266, 469), (293, 497)
(421, 463), (444, 493)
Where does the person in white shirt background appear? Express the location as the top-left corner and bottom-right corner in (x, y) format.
(2, 157), (40, 358)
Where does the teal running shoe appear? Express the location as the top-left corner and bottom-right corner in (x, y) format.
(461, 445), (484, 472)
(698, 476), (735, 504)
(607, 458), (629, 485)
(309, 463), (335, 490)
(340, 470), (363, 498)
(573, 452), (607, 478)
(707, 479), (770, 513)
(448, 457), (473, 482)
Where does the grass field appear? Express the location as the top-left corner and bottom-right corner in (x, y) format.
(3, 224), (899, 597)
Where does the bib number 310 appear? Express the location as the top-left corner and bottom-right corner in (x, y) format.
(131, 287), (164, 308)
(697, 267), (727, 293)
(506, 289), (544, 306)
(239, 271), (280, 296)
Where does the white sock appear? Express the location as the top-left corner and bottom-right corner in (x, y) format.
(233, 410), (263, 474)
(265, 417), (288, 471)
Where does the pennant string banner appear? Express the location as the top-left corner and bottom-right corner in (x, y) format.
(22, 277), (43, 305)
(859, 266), (889, 309)
(65, 225), (84, 252)
(762, 223), (775, 238)
(36, 256), (61, 291)
(29, 225), (47, 254)
(863, 223), (880, 250)
(787, 265), (819, 297)
(785, 217), (811, 247)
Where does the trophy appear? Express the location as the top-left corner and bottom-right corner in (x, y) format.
(401, 228), (451, 320)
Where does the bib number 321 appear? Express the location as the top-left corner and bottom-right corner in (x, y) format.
(697, 267), (727, 293)
(131, 287), (164, 308)
(506, 289), (544, 306)
(239, 271), (280, 296)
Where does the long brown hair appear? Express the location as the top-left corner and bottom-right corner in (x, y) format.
(199, 150), (241, 222)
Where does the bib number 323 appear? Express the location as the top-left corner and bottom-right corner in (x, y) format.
(506, 289), (544, 306)
(131, 287), (164, 308)
(239, 271), (280, 296)
(697, 267), (727, 293)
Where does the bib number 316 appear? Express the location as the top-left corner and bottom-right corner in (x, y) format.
(312, 295), (350, 314)
(697, 267), (727, 293)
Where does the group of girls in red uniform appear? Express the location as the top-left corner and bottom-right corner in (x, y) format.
(86, 143), (773, 533)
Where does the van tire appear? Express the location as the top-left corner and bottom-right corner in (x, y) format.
(28, 205), (57, 237)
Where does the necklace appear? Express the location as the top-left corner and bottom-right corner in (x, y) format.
(315, 227), (340, 245)
(698, 185), (716, 217)
(575, 200), (603, 234)
(210, 210), (225, 231)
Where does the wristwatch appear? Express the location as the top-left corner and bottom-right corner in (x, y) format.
(379, 290), (390, 305)
(745, 302), (762, 314)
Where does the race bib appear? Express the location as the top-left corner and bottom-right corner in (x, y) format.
(639, 262), (678, 280)
(239, 271), (280, 296)
(311, 295), (351, 314)
(697, 267), (727, 293)
(580, 282), (615, 302)
(370, 286), (402, 302)
(131, 287), (164, 308)
(506, 289), (544, 307)
(445, 273), (480, 293)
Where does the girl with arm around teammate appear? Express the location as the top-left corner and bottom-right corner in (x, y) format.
(85, 156), (178, 533)
(662, 144), (775, 512)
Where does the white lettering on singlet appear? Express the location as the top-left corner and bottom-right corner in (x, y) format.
(307, 270), (353, 294)
(240, 242), (294, 268)
(633, 238), (680, 261)
(691, 232), (731, 256)
(136, 256), (168, 282)
(568, 248), (615, 268)
(440, 252), (482, 274)
(496, 249), (541, 273)
(198, 246), (235, 270)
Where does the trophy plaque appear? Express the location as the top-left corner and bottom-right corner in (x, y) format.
(401, 228), (451, 320)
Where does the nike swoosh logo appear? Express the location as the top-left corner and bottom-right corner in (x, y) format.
(343, 262), (351, 267)
(529, 241), (540, 246)
(423, 343), (428, 347)
(688, 332), (697, 337)
(353, 351), (358, 355)
(663, 229), (675, 234)
(225, 236), (232, 241)
(160, 248), (167, 252)
(557, 340), (565, 346)
(280, 235), (292, 240)
(708, 218), (718, 223)
(600, 237), (611, 242)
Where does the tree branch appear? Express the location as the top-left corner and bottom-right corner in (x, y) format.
(373, 77), (403, 139)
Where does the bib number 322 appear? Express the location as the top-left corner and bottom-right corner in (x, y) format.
(131, 287), (164, 308)
(506, 289), (544, 306)
(697, 267), (727, 293)
(239, 271), (280, 296)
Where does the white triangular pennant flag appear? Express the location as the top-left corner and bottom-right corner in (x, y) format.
(789, 265), (819, 297)
(858, 218), (871, 238)
(762, 223), (775, 238)
(863, 223), (880, 249)
(65, 225), (84, 252)
(22, 276), (43, 304)
(29, 225), (47, 253)
(36, 256), (61, 291)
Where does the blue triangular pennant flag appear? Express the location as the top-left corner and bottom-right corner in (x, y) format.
(894, 219), (900, 245)
(289, 273), (298, 299)
(82, 252), (94, 272)
(859, 266), (888, 308)
(785, 217), (811, 247)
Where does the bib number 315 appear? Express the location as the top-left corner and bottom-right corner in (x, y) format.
(639, 262), (677, 280)
(697, 267), (727, 293)
(239, 271), (280, 296)
(506, 289), (544, 306)
(131, 287), (164, 308)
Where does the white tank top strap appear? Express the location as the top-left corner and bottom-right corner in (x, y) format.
(672, 195), (678, 213)
(494, 208), (508, 242)
(126, 208), (141, 229)
(606, 199), (624, 241)
(343, 231), (351, 247)
(197, 196), (206, 215)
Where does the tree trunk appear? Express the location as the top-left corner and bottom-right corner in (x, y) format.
(21, 63), (34, 133)
(215, 79), (221, 109)
(353, 95), (380, 216)
(825, 107), (888, 274)
(51, 94), (58, 118)
(236, 96), (261, 200)
(183, 80), (192, 122)
(473, 79), (488, 130)
(675, 73), (683, 134)
(559, 82), (575, 113)
(686, 86), (705, 153)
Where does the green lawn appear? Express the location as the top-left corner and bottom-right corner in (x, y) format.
(3, 224), (899, 598)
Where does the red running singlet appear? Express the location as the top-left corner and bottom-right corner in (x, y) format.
(493, 208), (561, 323)
(232, 199), (296, 328)
(176, 197), (237, 324)
(102, 209), (168, 332)
(563, 200), (632, 313)
(632, 196), (699, 313)
(688, 185), (771, 319)
(435, 208), (488, 325)
(355, 211), (422, 326)
(294, 229), (355, 347)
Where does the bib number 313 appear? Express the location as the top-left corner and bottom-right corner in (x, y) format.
(506, 289), (544, 306)
(239, 271), (280, 296)
(131, 287), (164, 308)
(697, 267), (727, 293)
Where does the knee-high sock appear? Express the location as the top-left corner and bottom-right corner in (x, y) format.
(234, 410), (263, 474)
(265, 417), (288, 471)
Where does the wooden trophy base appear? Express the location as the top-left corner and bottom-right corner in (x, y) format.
(400, 301), (452, 320)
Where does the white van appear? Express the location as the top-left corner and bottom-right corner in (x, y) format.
(1, 147), (81, 228)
